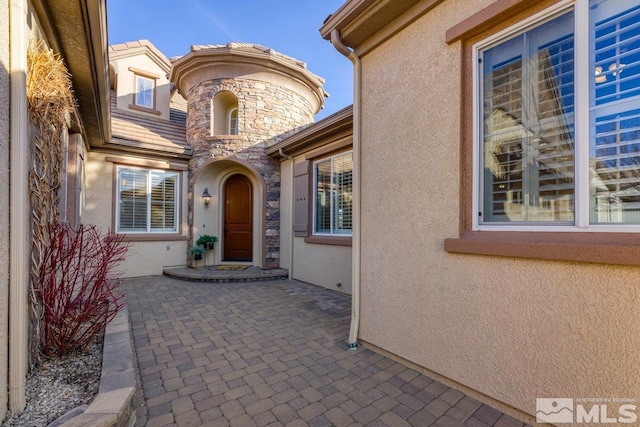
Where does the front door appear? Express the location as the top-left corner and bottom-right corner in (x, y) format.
(223, 174), (253, 261)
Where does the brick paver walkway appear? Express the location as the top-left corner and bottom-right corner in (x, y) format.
(125, 276), (528, 427)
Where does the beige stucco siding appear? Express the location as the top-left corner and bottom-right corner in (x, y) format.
(280, 160), (352, 294)
(358, 0), (640, 419)
(83, 152), (189, 277)
(0, 0), (9, 419)
(293, 237), (352, 294)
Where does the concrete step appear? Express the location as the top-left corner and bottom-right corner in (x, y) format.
(163, 265), (289, 283)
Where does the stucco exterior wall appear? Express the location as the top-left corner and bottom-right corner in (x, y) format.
(83, 152), (189, 277)
(357, 0), (640, 420)
(280, 160), (352, 294)
(292, 237), (352, 294)
(0, 0), (9, 419)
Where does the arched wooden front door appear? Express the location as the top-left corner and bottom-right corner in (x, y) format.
(223, 174), (253, 261)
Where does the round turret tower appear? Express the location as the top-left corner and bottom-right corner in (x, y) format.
(170, 43), (327, 268)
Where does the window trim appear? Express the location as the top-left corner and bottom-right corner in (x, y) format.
(115, 165), (180, 235)
(311, 150), (354, 238)
(444, 0), (640, 266)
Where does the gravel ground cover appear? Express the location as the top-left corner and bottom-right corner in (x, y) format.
(1, 337), (102, 427)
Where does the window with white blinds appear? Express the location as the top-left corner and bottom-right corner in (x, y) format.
(117, 167), (178, 233)
(590, 2), (640, 224)
(314, 151), (353, 235)
(475, 0), (640, 229)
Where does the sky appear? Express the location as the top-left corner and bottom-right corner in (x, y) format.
(107, 0), (353, 120)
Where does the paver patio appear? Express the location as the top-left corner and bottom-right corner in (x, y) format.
(125, 276), (529, 427)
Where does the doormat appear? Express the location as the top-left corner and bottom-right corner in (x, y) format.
(210, 265), (249, 271)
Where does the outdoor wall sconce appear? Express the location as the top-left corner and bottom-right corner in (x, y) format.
(202, 188), (212, 207)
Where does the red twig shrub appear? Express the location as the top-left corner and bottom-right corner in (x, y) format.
(38, 224), (129, 356)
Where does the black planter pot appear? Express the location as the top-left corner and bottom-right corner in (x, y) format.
(194, 253), (203, 261)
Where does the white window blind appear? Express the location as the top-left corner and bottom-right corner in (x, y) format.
(117, 167), (178, 233)
(314, 151), (353, 235)
(481, 12), (575, 223)
(118, 169), (148, 232)
(590, 2), (640, 224)
(150, 172), (177, 232)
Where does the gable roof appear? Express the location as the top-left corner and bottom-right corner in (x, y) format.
(109, 40), (171, 73)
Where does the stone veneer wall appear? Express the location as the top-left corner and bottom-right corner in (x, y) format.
(186, 78), (316, 268)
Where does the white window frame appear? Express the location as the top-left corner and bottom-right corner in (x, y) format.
(134, 74), (155, 109)
(116, 166), (179, 234)
(472, 0), (640, 233)
(312, 151), (353, 236)
(228, 107), (239, 135)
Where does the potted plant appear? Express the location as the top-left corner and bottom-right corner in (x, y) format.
(191, 246), (205, 261)
(196, 234), (218, 251)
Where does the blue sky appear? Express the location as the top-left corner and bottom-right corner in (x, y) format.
(107, 0), (353, 120)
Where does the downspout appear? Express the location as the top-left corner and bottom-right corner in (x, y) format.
(9, 0), (29, 413)
(279, 148), (294, 280)
(330, 29), (361, 351)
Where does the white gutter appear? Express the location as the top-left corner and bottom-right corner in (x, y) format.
(9, 0), (29, 413)
(279, 148), (294, 280)
(329, 29), (361, 350)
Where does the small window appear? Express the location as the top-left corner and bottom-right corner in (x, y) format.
(313, 151), (353, 235)
(117, 167), (178, 233)
(474, 0), (640, 229)
(134, 75), (155, 109)
(229, 107), (239, 135)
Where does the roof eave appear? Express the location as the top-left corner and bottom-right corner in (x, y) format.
(103, 138), (193, 160)
(267, 105), (353, 158)
(32, 0), (111, 148)
(170, 48), (328, 113)
(319, 0), (429, 49)
(319, 0), (374, 44)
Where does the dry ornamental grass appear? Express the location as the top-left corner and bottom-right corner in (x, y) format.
(26, 39), (77, 362)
